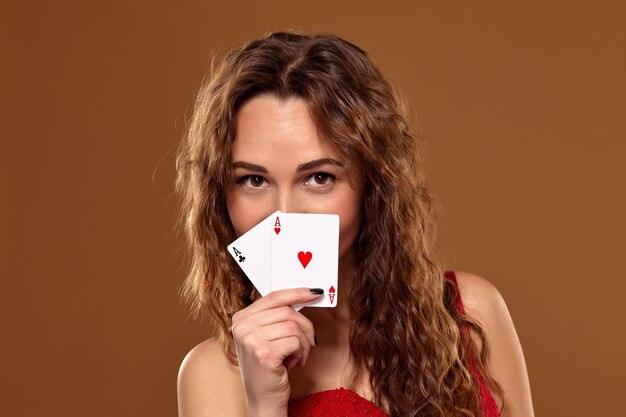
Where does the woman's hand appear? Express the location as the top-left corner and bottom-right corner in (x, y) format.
(230, 287), (322, 417)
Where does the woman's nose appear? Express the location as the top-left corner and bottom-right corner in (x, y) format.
(276, 190), (301, 213)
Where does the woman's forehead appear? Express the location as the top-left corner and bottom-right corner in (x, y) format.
(231, 95), (345, 165)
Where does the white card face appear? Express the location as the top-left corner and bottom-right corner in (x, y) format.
(270, 213), (339, 308)
(226, 211), (279, 296)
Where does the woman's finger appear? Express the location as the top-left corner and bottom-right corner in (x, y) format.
(251, 336), (301, 370)
(232, 307), (308, 343)
(232, 287), (323, 322)
(233, 317), (312, 364)
(249, 305), (316, 346)
(284, 349), (304, 370)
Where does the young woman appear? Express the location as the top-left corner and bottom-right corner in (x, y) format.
(175, 32), (534, 417)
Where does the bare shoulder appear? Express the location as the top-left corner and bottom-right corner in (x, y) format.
(177, 336), (246, 417)
(453, 271), (507, 327)
(453, 271), (535, 417)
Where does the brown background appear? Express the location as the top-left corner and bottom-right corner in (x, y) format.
(2, 1), (625, 416)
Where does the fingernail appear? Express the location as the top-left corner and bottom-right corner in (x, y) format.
(309, 288), (324, 294)
(314, 334), (318, 346)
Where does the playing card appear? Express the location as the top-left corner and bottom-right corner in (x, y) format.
(270, 212), (339, 308)
(227, 211), (279, 296)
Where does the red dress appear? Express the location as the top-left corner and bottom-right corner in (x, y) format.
(287, 271), (501, 417)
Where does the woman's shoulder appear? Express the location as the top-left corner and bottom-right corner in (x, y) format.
(450, 271), (508, 324)
(451, 271), (535, 416)
(177, 337), (246, 417)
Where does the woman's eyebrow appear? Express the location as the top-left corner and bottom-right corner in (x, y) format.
(231, 161), (268, 173)
(296, 158), (344, 172)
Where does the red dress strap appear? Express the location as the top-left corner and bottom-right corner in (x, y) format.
(444, 269), (465, 314)
(444, 270), (501, 417)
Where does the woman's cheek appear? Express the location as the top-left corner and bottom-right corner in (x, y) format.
(327, 190), (363, 258)
(338, 209), (361, 258)
(226, 193), (265, 237)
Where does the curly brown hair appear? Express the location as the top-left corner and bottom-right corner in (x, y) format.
(175, 31), (505, 417)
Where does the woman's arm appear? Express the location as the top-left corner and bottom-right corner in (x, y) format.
(455, 271), (535, 417)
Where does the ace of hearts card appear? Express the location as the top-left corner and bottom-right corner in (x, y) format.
(270, 212), (339, 308)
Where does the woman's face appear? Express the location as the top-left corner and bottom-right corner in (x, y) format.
(226, 94), (363, 260)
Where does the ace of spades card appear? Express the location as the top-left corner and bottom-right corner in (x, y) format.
(270, 212), (339, 308)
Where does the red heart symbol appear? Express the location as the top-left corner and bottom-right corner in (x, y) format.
(297, 251), (312, 268)
(274, 227), (281, 235)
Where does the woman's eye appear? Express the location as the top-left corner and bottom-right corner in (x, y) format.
(249, 175), (265, 187)
(236, 175), (267, 188)
(305, 172), (336, 186)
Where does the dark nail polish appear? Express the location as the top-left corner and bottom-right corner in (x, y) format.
(309, 288), (324, 294)
(314, 334), (318, 346)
